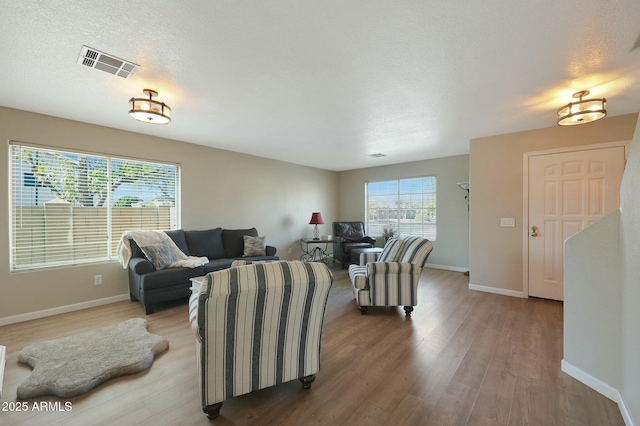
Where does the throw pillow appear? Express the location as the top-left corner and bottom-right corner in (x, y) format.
(243, 235), (266, 257)
(140, 241), (179, 269)
(223, 228), (259, 257)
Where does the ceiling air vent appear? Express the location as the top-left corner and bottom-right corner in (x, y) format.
(77, 45), (138, 78)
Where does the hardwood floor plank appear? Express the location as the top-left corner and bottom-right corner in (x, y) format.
(466, 297), (523, 425)
(424, 297), (507, 425)
(0, 267), (625, 425)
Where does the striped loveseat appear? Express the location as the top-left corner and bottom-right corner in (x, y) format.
(348, 235), (433, 316)
(189, 260), (333, 419)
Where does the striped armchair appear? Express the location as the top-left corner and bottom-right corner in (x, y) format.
(189, 260), (333, 419)
(348, 236), (433, 316)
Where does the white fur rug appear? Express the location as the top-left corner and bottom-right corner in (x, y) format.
(17, 318), (169, 399)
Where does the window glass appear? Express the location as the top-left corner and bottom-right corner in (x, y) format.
(366, 176), (436, 241)
(9, 142), (180, 270)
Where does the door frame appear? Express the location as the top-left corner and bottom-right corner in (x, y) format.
(521, 140), (630, 297)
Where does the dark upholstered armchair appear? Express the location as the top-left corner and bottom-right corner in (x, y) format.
(332, 222), (376, 268)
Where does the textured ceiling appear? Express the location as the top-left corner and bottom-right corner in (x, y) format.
(1, 1), (640, 171)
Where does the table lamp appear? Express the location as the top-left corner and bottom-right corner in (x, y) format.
(309, 212), (324, 240)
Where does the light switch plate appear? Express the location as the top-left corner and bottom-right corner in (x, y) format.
(500, 218), (515, 227)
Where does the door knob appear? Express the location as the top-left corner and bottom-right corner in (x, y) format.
(531, 226), (539, 237)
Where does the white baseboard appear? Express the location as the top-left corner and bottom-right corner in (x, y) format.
(561, 359), (634, 426)
(425, 263), (469, 273)
(0, 294), (130, 326)
(468, 283), (526, 298)
(619, 394), (635, 426)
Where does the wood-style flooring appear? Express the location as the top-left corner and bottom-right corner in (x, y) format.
(0, 268), (624, 425)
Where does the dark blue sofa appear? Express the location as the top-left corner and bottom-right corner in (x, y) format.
(127, 227), (278, 314)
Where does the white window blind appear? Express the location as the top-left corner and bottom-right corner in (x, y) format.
(365, 176), (436, 240)
(9, 143), (180, 270)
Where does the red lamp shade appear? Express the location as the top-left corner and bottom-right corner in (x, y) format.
(309, 212), (324, 240)
(309, 212), (324, 225)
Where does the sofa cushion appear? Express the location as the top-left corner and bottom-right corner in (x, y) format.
(141, 266), (204, 291)
(139, 240), (180, 270)
(343, 242), (373, 253)
(203, 258), (235, 274)
(223, 228), (258, 258)
(165, 230), (190, 256)
(185, 228), (225, 259)
(351, 247), (384, 265)
(243, 235), (266, 256)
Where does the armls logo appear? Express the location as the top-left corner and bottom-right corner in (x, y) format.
(31, 401), (73, 412)
(3, 401), (72, 412)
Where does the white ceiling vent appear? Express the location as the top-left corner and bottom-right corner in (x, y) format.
(77, 46), (138, 78)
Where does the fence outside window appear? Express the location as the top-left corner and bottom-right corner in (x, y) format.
(9, 142), (180, 270)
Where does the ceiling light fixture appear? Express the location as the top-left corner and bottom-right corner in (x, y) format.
(129, 89), (171, 124)
(557, 90), (606, 126)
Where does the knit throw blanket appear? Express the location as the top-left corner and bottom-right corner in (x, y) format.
(117, 230), (208, 270)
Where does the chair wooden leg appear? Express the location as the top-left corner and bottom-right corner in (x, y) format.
(300, 375), (316, 389)
(203, 402), (223, 419)
(404, 306), (413, 316)
(359, 306), (368, 315)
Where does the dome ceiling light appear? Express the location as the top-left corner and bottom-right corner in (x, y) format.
(557, 90), (606, 126)
(129, 89), (171, 124)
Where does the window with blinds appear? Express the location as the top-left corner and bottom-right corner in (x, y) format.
(9, 142), (180, 270)
(365, 176), (436, 240)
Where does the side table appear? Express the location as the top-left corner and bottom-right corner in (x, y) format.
(300, 238), (334, 264)
(190, 276), (206, 290)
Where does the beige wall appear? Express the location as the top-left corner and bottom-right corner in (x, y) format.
(563, 114), (640, 423)
(469, 113), (638, 294)
(564, 210), (622, 389)
(0, 107), (337, 320)
(620, 116), (640, 422)
(336, 155), (470, 270)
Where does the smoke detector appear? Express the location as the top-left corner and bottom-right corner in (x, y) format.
(77, 46), (138, 78)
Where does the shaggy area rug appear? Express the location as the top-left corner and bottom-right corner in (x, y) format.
(17, 318), (169, 399)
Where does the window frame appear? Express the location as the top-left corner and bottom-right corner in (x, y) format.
(365, 175), (437, 241)
(9, 141), (181, 271)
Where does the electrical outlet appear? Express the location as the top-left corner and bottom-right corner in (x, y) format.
(288, 247), (292, 254)
(94, 275), (103, 285)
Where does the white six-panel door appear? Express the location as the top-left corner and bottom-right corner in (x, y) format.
(528, 146), (625, 301)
